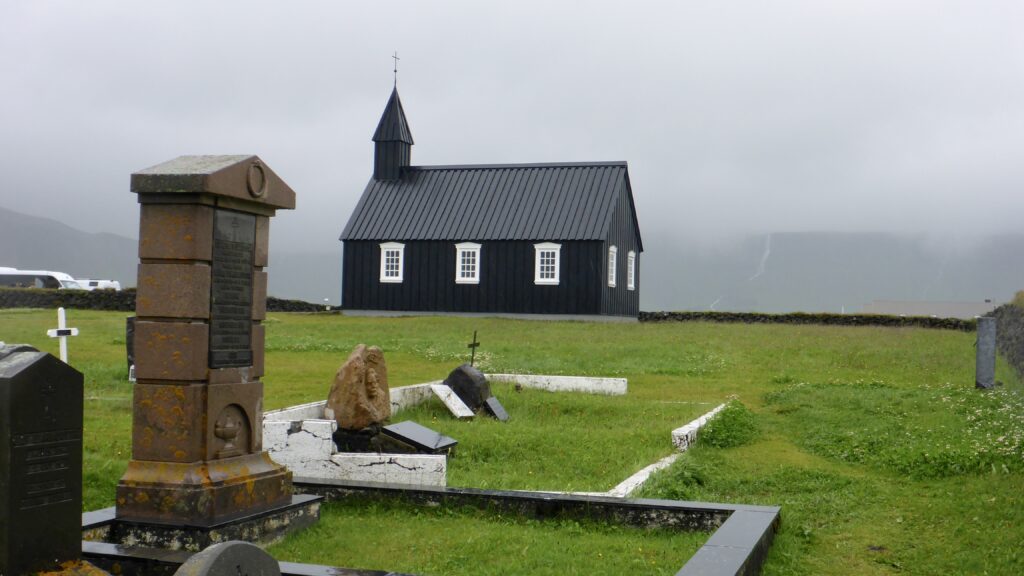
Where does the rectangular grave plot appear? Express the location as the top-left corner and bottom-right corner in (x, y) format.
(209, 210), (256, 369)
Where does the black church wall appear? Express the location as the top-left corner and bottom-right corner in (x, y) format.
(342, 240), (604, 315)
(599, 180), (641, 317)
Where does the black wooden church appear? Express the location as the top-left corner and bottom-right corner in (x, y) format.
(340, 88), (643, 318)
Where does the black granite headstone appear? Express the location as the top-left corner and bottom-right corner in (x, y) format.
(173, 540), (280, 576)
(0, 344), (84, 576)
(381, 421), (458, 455)
(483, 396), (510, 422)
(444, 363), (492, 412)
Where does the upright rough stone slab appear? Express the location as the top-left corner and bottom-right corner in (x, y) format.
(976, 316), (996, 390)
(117, 155), (296, 526)
(444, 363), (492, 412)
(326, 344), (391, 430)
(0, 344), (83, 576)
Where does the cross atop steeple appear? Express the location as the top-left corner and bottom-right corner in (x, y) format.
(392, 51), (400, 86)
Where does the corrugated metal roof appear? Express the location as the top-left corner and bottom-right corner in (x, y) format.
(340, 162), (641, 245)
(372, 88), (414, 144)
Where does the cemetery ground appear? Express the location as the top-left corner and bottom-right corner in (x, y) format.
(2, 309), (1023, 575)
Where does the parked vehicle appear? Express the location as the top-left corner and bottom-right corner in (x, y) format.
(0, 267), (84, 289)
(76, 278), (122, 291)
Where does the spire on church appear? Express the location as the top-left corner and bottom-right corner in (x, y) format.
(373, 87), (413, 180)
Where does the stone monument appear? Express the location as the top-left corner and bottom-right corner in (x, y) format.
(116, 156), (295, 526)
(0, 344), (83, 575)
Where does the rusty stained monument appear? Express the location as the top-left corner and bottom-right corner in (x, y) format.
(117, 155), (295, 526)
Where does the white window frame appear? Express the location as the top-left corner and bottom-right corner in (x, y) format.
(534, 242), (561, 285)
(607, 245), (617, 287)
(455, 242), (481, 284)
(627, 251), (636, 291)
(379, 242), (404, 283)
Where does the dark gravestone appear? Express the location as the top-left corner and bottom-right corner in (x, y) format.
(444, 363), (492, 412)
(381, 421), (457, 455)
(976, 316), (996, 390)
(173, 540), (280, 576)
(0, 344), (83, 576)
(483, 396), (509, 422)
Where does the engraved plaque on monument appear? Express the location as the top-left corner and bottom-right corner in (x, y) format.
(210, 210), (256, 368)
(0, 344), (83, 575)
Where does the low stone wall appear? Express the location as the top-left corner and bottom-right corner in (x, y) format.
(992, 302), (1024, 377)
(0, 287), (325, 312)
(640, 310), (977, 331)
(0, 287), (136, 310)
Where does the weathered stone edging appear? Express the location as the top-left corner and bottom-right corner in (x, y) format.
(640, 310), (977, 331)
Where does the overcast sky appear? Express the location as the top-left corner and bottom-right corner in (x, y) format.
(2, 1), (1022, 255)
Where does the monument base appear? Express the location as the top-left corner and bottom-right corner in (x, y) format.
(85, 494), (321, 552)
(115, 452), (292, 525)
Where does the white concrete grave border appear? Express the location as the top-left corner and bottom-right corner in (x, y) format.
(487, 373), (626, 395)
(264, 374), (726, 494)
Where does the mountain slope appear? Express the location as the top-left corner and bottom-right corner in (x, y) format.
(3, 206), (1021, 312)
(0, 206), (137, 287)
(641, 231), (1024, 312)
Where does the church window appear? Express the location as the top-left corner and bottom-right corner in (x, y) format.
(379, 242), (404, 283)
(455, 242), (481, 284)
(534, 242), (561, 285)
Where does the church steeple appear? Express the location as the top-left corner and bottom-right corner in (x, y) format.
(372, 87), (414, 180)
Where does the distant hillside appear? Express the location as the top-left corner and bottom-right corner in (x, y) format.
(3, 206), (1021, 312)
(641, 231), (1024, 313)
(0, 206), (137, 287)
(265, 251), (340, 306)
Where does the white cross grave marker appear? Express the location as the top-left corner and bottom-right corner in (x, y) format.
(46, 307), (79, 363)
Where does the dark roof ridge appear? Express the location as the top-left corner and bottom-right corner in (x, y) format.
(410, 161), (627, 171)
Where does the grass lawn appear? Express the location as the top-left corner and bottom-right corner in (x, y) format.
(1, 308), (1021, 574)
(267, 499), (709, 575)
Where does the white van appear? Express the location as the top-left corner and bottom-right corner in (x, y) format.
(76, 279), (122, 291)
(0, 267), (84, 289)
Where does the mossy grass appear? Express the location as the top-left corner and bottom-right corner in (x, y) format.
(695, 399), (758, 449)
(1, 308), (1021, 574)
